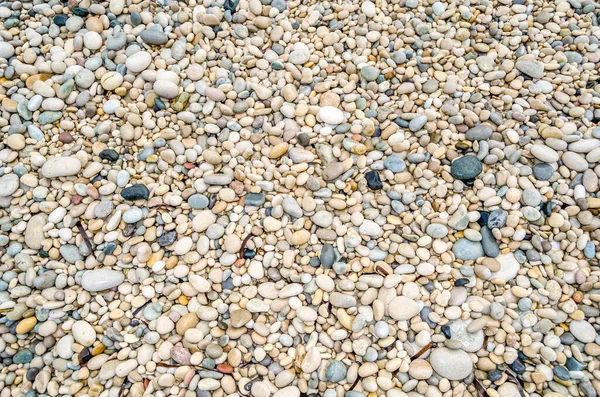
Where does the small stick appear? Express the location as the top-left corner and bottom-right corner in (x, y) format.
(239, 234), (252, 259)
(473, 378), (490, 397)
(409, 342), (433, 360)
(76, 220), (96, 259)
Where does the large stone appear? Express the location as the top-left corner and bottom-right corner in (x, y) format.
(0, 174), (19, 197)
(490, 253), (520, 281)
(452, 238), (484, 261)
(388, 296), (419, 320)
(24, 214), (47, 249)
(450, 156), (482, 180)
(466, 124), (493, 141)
(516, 60), (544, 79)
(41, 156), (82, 178)
(81, 269), (125, 291)
(429, 347), (473, 380)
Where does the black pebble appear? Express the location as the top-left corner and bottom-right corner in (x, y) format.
(26, 368), (40, 381)
(121, 184), (150, 201)
(441, 325), (451, 339)
(99, 149), (119, 162)
(243, 248), (256, 259)
(71, 7), (89, 17)
(477, 211), (489, 226)
(455, 278), (469, 286)
(54, 15), (68, 26)
(366, 171), (383, 190)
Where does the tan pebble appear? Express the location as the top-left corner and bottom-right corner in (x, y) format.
(269, 142), (289, 159)
(16, 317), (37, 334)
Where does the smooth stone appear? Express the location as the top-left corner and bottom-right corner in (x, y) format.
(0, 174), (19, 197)
(570, 320), (597, 343)
(13, 350), (33, 364)
(452, 238), (484, 261)
(365, 171), (382, 190)
(282, 196), (303, 218)
(154, 80), (179, 99)
(326, 360), (347, 382)
(245, 193), (265, 206)
(81, 269), (125, 292)
(126, 51), (152, 73)
(0, 42), (15, 59)
(157, 230), (177, 247)
(515, 60), (544, 79)
(360, 65), (380, 81)
(409, 115), (427, 132)
(72, 320), (96, 347)
(388, 296), (419, 320)
(318, 106), (345, 125)
(140, 30), (168, 45)
(383, 155), (406, 172)
(230, 309), (252, 327)
(320, 244), (337, 269)
(481, 226), (499, 258)
(429, 347), (473, 380)
(533, 163), (554, 181)
(188, 194), (209, 209)
(121, 185), (149, 200)
(123, 208), (144, 223)
(487, 209), (507, 229)
(41, 157), (82, 178)
(490, 253), (520, 281)
(466, 124), (493, 140)
(24, 214), (47, 250)
(530, 144), (559, 162)
(448, 320), (484, 352)
(451, 156), (482, 180)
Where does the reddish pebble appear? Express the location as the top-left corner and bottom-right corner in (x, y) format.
(575, 270), (586, 284)
(86, 186), (99, 199)
(234, 258), (245, 268)
(170, 346), (191, 365)
(71, 194), (83, 204)
(230, 181), (244, 195)
(216, 363), (233, 374)
(59, 132), (73, 143)
(184, 162), (195, 169)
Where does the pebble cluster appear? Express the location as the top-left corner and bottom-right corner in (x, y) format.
(0, 0), (600, 396)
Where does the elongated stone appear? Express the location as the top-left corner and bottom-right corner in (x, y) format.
(81, 269), (125, 292)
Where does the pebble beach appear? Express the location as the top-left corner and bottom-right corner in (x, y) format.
(1, 0), (600, 396)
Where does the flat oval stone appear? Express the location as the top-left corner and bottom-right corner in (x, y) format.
(140, 29), (168, 45)
(429, 347), (473, 380)
(318, 106), (345, 125)
(81, 269), (125, 292)
(530, 144), (559, 162)
(41, 156), (82, 178)
(126, 51), (152, 73)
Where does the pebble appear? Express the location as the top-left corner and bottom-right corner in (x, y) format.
(452, 238), (484, 261)
(41, 157), (82, 178)
(429, 348), (473, 380)
(451, 156), (482, 180)
(81, 269), (125, 291)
